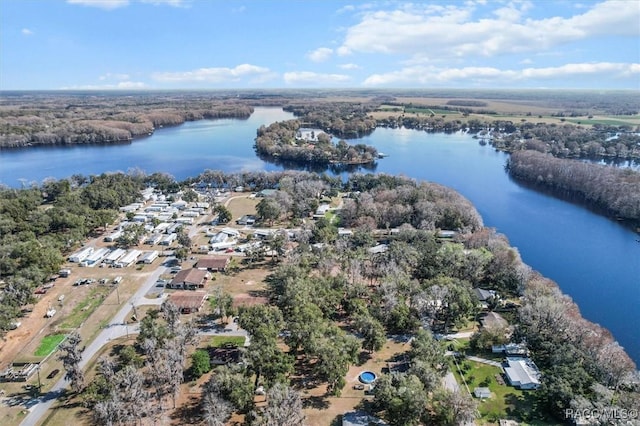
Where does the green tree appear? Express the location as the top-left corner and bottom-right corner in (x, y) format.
(213, 204), (232, 224)
(256, 197), (282, 226)
(190, 349), (211, 379)
(355, 314), (386, 353)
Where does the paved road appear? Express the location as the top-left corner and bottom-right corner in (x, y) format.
(20, 264), (168, 426)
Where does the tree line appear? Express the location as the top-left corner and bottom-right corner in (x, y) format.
(0, 93), (253, 148)
(507, 150), (640, 224)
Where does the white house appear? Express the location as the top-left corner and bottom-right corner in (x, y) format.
(504, 358), (541, 390)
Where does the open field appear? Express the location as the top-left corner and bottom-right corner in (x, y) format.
(33, 334), (66, 358)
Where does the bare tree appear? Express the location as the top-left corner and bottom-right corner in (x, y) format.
(58, 331), (85, 393)
(202, 390), (232, 426)
(253, 382), (306, 426)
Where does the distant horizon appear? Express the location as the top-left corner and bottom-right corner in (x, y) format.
(1, 0), (638, 91)
(1, 87), (639, 93)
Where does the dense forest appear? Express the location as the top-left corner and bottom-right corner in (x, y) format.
(254, 119), (378, 165)
(2, 170), (638, 425)
(0, 93), (253, 147)
(507, 150), (640, 224)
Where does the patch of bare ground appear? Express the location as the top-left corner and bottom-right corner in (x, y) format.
(224, 195), (258, 222)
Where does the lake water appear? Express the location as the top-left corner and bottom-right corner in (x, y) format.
(1, 107), (638, 364)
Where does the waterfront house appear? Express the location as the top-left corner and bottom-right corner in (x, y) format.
(503, 357), (541, 390)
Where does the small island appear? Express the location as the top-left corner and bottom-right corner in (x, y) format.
(254, 119), (379, 166)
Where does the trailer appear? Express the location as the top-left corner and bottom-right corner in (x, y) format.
(103, 230), (123, 242)
(114, 250), (142, 268)
(104, 248), (127, 264)
(81, 247), (110, 267)
(159, 233), (177, 246)
(68, 247), (94, 263)
(209, 241), (236, 252)
(145, 233), (163, 245)
(138, 250), (159, 264)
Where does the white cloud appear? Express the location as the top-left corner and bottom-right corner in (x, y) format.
(339, 1), (640, 59)
(307, 47), (333, 63)
(283, 71), (351, 85)
(66, 0), (129, 9)
(362, 62), (640, 86)
(21, 28), (33, 36)
(152, 64), (273, 83)
(338, 63), (360, 70)
(519, 58), (534, 65)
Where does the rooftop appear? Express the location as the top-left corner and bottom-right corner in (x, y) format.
(168, 291), (208, 312)
(171, 268), (208, 286)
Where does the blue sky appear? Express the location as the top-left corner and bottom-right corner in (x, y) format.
(1, 0), (639, 90)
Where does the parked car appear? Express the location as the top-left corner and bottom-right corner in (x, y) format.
(47, 369), (60, 379)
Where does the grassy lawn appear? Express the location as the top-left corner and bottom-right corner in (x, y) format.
(34, 334), (66, 357)
(449, 358), (547, 424)
(210, 335), (246, 347)
(59, 286), (111, 329)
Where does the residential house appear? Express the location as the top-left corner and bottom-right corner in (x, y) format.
(503, 357), (541, 390)
(196, 256), (230, 272)
(168, 290), (208, 314)
(168, 268), (209, 290)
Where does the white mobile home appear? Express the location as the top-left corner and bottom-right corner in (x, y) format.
(182, 211), (200, 218)
(104, 248), (127, 264)
(103, 230), (123, 242)
(145, 233), (163, 245)
(114, 250), (142, 268)
(175, 217), (194, 225)
(209, 232), (229, 244)
(167, 223), (182, 234)
(138, 250), (159, 264)
(171, 200), (188, 210)
(159, 233), (177, 246)
(154, 222), (171, 234)
(209, 241), (236, 251)
(132, 215), (148, 223)
(68, 247), (94, 263)
(82, 247), (110, 267)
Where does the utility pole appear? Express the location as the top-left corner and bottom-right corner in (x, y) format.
(36, 364), (42, 393)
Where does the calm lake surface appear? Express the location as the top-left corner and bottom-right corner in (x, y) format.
(1, 107), (639, 364)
